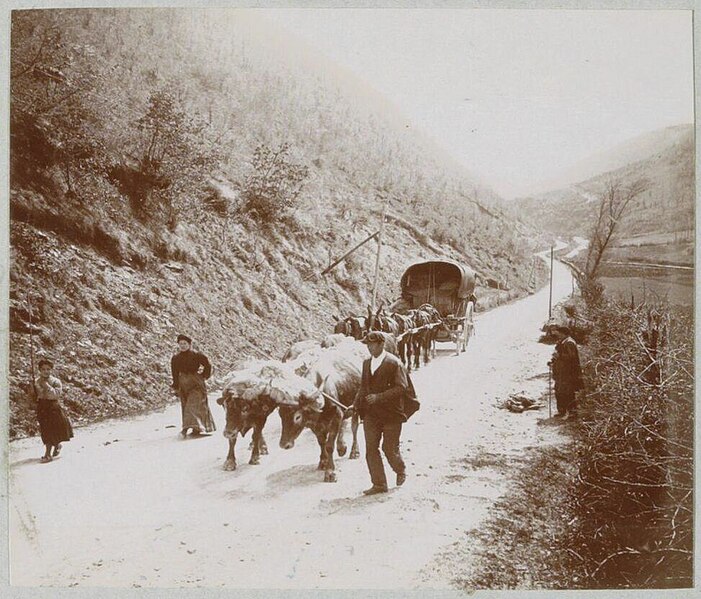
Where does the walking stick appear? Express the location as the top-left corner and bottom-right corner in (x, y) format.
(26, 294), (38, 398)
(548, 363), (552, 419)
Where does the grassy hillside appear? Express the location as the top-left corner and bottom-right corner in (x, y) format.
(510, 124), (694, 241)
(9, 9), (537, 439)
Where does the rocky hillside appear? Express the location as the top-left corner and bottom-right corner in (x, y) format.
(510, 124), (694, 240)
(9, 9), (537, 439)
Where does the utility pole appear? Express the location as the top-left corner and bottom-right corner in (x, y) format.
(369, 201), (388, 328)
(548, 245), (554, 319)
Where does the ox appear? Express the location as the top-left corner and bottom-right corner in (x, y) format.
(333, 315), (368, 340)
(217, 360), (319, 471)
(391, 312), (415, 371)
(418, 303), (443, 360)
(217, 391), (275, 471)
(279, 352), (361, 482)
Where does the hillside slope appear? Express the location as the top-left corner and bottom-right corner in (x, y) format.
(526, 124), (692, 195)
(9, 9), (537, 438)
(511, 124), (694, 240)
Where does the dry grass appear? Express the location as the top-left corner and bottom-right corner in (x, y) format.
(568, 296), (693, 588)
(455, 444), (582, 591)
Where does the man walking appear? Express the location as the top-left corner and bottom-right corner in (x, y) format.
(550, 325), (584, 419)
(355, 331), (408, 495)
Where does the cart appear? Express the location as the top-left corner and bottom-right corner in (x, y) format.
(395, 260), (476, 355)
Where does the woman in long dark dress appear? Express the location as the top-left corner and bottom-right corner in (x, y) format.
(171, 334), (216, 437)
(34, 358), (74, 462)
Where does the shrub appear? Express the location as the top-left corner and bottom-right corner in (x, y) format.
(569, 299), (692, 588)
(239, 143), (309, 223)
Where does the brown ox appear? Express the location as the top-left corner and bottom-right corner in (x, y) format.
(333, 315), (368, 340)
(279, 352), (361, 482)
(418, 303), (443, 360)
(216, 361), (319, 471)
(217, 390), (276, 471)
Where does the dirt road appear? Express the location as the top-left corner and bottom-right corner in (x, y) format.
(10, 258), (574, 589)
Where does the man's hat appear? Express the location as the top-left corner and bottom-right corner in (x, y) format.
(362, 331), (385, 345)
(177, 334), (192, 344)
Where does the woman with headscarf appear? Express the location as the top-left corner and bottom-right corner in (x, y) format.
(171, 334), (216, 437)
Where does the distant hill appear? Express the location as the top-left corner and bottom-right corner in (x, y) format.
(524, 124), (693, 196)
(511, 124), (694, 240)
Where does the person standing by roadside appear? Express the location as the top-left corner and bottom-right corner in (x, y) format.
(355, 331), (409, 495)
(34, 358), (74, 462)
(550, 325), (584, 420)
(171, 334), (216, 437)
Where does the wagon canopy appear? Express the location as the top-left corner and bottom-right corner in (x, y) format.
(399, 260), (476, 316)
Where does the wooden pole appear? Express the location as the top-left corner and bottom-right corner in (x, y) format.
(548, 245), (554, 319)
(26, 294), (37, 398)
(369, 203), (387, 328)
(303, 230), (379, 281)
(548, 363), (552, 418)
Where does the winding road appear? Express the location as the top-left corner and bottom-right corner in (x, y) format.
(10, 257), (575, 589)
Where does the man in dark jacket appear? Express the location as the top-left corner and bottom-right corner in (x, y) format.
(550, 325), (584, 420)
(355, 331), (408, 495)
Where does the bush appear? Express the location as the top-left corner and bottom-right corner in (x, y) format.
(569, 299), (692, 588)
(240, 143), (309, 223)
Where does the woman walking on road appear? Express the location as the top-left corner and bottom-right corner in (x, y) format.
(34, 358), (74, 462)
(171, 334), (216, 437)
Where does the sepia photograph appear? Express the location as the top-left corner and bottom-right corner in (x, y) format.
(4, 3), (696, 594)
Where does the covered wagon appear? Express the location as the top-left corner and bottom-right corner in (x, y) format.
(394, 260), (477, 354)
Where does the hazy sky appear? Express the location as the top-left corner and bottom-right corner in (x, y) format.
(261, 9), (693, 199)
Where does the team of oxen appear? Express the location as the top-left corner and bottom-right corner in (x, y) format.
(333, 303), (444, 371)
(216, 304), (445, 483)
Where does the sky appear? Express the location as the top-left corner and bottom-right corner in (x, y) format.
(259, 9), (694, 199)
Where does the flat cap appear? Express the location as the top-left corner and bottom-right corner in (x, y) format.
(177, 334), (192, 344)
(362, 331), (385, 344)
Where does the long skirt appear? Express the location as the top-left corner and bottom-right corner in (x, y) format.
(37, 400), (74, 446)
(178, 373), (216, 433)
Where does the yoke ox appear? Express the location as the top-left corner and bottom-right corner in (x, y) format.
(217, 390), (275, 471)
(279, 353), (361, 482)
(333, 315), (368, 340)
(418, 303), (443, 360)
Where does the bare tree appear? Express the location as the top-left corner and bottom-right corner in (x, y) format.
(584, 178), (649, 278)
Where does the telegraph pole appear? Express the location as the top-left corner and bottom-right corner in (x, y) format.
(369, 201), (388, 328)
(548, 245), (554, 319)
